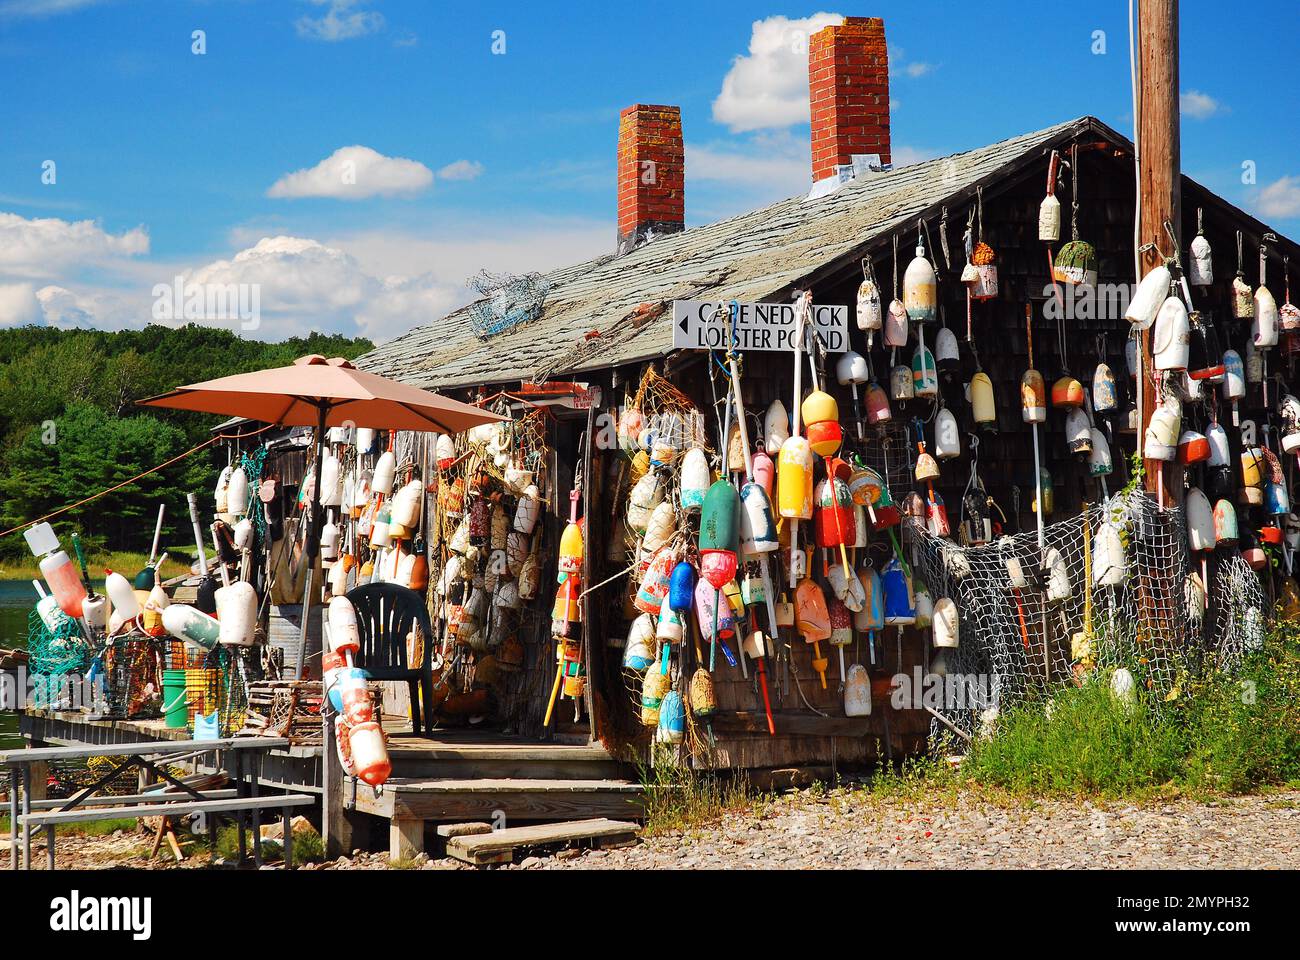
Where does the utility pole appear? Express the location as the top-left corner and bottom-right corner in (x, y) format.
(1137, 0), (1181, 496)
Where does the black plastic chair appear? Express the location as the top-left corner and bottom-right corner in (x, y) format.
(345, 582), (435, 735)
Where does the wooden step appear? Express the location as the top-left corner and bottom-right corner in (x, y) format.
(350, 777), (645, 824)
(446, 818), (640, 866)
(385, 736), (629, 781)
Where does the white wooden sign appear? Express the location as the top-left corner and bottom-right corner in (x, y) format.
(672, 299), (849, 353)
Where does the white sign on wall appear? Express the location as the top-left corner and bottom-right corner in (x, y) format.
(672, 299), (849, 353)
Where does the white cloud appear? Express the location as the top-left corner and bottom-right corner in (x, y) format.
(688, 130), (810, 195)
(0, 211), (148, 279)
(0, 217), (611, 341)
(0, 283), (39, 326)
(1259, 176), (1300, 219)
(295, 0), (384, 42)
(436, 159), (484, 182)
(890, 46), (936, 79)
(1181, 90), (1225, 120)
(323, 218), (607, 286)
(35, 284), (112, 328)
(267, 146), (433, 200)
(713, 12), (844, 133)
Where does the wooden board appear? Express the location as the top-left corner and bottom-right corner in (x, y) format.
(351, 777), (644, 823)
(20, 793), (315, 827)
(445, 818), (639, 866)
(712, 711), (874, 737)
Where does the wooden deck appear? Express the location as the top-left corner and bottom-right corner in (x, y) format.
(342, 721), (645, 860)
(18, 710), (646, 862)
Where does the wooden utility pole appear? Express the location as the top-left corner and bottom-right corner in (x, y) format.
(1137, 0), (1181, 494)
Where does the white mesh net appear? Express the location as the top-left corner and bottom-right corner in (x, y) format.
(907, 488), (1266, 747)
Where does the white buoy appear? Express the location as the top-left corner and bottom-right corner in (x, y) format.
(1125, 264), (1171, 330)
(372, 450), (396, 495)
(764, 399), (789, 455)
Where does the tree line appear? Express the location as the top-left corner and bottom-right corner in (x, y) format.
(0, 325), (373, 561)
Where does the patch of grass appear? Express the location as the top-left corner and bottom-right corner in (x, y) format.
(209, 823), (324, 866)
(638, 744), (760, 836)
(962, 678), (1185, 798)
(0, 551), (192, 583)
(289, 828), (324, 865)
(865, 755), (964, 803)
(1178, 620), (1300, 793)
(958, 616), (1300, 800)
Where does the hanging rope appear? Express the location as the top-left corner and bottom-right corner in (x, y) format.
(0, 420), (281, 540)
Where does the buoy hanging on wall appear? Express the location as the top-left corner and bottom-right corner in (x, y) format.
(1021, 369), (1046, 424)
(1088, 429), (1112, 476)
(935, 326), (960, 372)
(1188, 209), (1213, 287)
(934, 408), (961, 460)
(1153, 296), (1190, 370)
(1126, 264), (1171, 330)
(1092, 362), (1118, 413)
(764, 400), (789, 455)
(903, 234), (937, 324)
(970, 372), (996, 428)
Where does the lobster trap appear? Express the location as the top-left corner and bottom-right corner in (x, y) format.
(467, 269), (551, 340)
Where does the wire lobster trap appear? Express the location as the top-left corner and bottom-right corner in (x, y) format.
(467, 269), (551, 340)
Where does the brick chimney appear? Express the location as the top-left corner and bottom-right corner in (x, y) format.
(617, 104), (684, 255)
(808, 17), (891, 184)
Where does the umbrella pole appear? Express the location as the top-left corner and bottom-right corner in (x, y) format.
(294, 404), (328, 680)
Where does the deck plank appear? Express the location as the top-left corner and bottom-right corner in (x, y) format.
(446, 818), (639, 865)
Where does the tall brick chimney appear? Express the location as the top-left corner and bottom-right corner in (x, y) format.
(617, 104), (684, 255)
(808, 17), (891, 184)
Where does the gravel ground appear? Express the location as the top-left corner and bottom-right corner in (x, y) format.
(7, 787), (1298, 869)
(544, 787), (1300, 871)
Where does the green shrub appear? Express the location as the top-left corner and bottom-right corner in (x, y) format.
(963, 676), (1184, 797)
(1177, 619), (1300, 792)
(637, 744), (755, 835)
(960, 614), (1300, 798)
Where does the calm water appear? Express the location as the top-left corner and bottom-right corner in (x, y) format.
(0, 579), (33, 748)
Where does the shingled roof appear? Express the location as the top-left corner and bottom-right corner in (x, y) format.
(355, 116), (1107, 389)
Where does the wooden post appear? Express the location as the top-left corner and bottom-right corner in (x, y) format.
(580, 400), (599, 743)
(1137, 0), (1181, 493)
(321, 711), (362, 858)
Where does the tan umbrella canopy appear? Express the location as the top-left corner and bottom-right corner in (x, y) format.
(139, 353), (501, 433)
(139, 354), (504, 677)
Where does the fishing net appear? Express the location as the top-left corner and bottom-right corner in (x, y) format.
(853, 420), (917, 500)
(908, 488), (1266, 747)
(26, 608), (94, 678)
(467, 269), (550, 340)
(238, 444), (269, 544)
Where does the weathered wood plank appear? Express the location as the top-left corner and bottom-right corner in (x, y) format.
(20, 793), (314, 827)
(352, 778), (643, 823)
(446, 818), (639, 866)
(711, 711), (874, 737)
(389, 818), (425, 860)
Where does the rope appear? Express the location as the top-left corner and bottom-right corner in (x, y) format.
(0, 420), (280, 540)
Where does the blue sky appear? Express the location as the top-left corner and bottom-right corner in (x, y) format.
(1, 0), (1297, 342)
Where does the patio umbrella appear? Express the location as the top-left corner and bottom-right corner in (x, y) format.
(140, 354), (504, 677)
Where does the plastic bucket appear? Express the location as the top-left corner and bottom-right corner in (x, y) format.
(162, 669), (188, 728)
